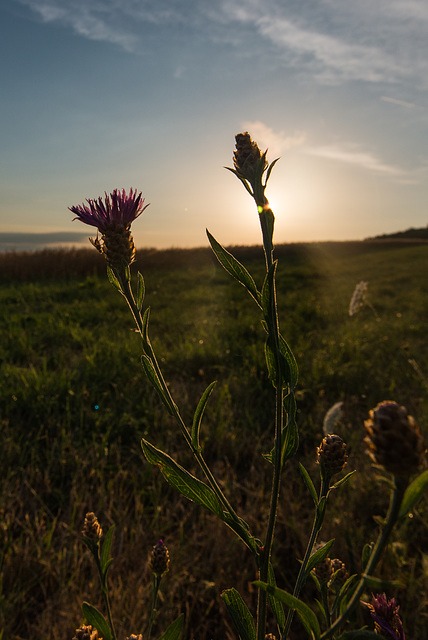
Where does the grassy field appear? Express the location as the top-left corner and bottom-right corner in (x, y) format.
(1, 240), (427, 640)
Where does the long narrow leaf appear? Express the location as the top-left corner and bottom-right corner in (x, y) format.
(268, 563), (285, 633)
(82, 602), (112, 640)
(191, 381), (217, 450)
(299, 464), (318, 506)
(306, 539), (335, 575)
(221, 588), (256, 640)
(136, 271), (145, 311)
(141, 439), (223, 518)
(106, 265), (121, 291)
(207, 230), (261, 307)
(141, 355), (174, 415)
(254, 582), (320, 640)
(157, 613), (185, 640)
(399, 469), (428, 518)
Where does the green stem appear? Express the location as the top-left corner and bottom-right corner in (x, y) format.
(320, 476), (408, 639)
(282, 477), (330, 639)
(146, 574), (161, 640)
(118, 275), (248, 548)
(94, 551), (117, 640)
(321, 582), (331, 631)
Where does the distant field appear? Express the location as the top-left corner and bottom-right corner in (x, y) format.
(1, 240), (427, 640)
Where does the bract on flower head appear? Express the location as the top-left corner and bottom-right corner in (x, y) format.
(69, 188), (149, 233)
(366, 593), (405, 640)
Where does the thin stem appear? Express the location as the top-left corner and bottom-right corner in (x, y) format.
(146, 574), (161, 640)
(320, 476), (407, 639)
(321, 583), (331, 631)
(282, 477), (330, 639)
(94, 552), (117, 640)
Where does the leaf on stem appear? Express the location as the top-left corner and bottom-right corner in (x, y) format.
(361, 543), (374, 572)
(107, 265), (121, 291)
(360, 574), (404, 589)
(299, 463), (318, 506)
(82, 602), (112, 640)
(221, 511), (260, 555)
(101, 525), (115, 575)
(191, 381), (217, 450)
(157, 613), (185, 640)
(263, 393), (299, 467)
(331, 471), (356, 490)
(206, 230), (261, 307)
(306, 539), (335, 575)
(136, 271), (145, 311)
(398, 468), (428, 518)
(141, 439), (223, 518)
(141, 355), (174, 416)
(268, 563), (285, 633)
(254, 582), (321, 640)
(221, 588), (256, 640)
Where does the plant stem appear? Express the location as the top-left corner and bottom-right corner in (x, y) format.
(94, 552), (117, 640)
(146, 574), (161, 640)
(282, 477), (330, 639)
(320, 476), (408, 639)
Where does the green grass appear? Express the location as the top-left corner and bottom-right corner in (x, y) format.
(0, 240), (427, 639)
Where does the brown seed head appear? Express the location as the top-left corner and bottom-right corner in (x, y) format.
(364, 401), (426, 476)
(82, 512), (103, 540)
(317, 434), (348, 476)
(313, 556), (333, 585)
(328, 558), (349, 592)
(73, 624), (102, 640)
(233, 132), (267, 183)
(150, 539), (170, 576)
(125, 635), (143, 640)
(265, 634), (277, 640)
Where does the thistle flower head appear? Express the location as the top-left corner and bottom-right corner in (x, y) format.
(313, 556), (333, 585)
(82, 512), (103, 541)
(364, 401), (426, 476)
(366, 593), (405, 640)
(317, 434), (348, 477)
(73, 624), (102, 640)
(328, 558), (349, 592)
(149, 539), (170, 576)
(233, 132), (267, 182)
(69, 188), (148, 233)
(69, 188), (149, 268)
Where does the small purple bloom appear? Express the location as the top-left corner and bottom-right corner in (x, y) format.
(367, 593), (405, 640)
(69, 188), (149, 232)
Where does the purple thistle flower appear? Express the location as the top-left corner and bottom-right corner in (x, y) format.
(69, 188), (149, 232)
(367, 593), (405, 640)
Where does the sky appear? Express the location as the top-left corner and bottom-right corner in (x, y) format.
(1, 0), (428, 251)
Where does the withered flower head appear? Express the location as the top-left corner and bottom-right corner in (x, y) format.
(317, 434), (348, 477)
(364, 401), (426, 476)
(149, 539), (170, 576)
(69, 188), (149, 268)
(82, 512), (103, 540)
(328, 558), (349, 592)
(313, 556), (333, 585)
(264, 635), (277, 640)
(233, 132), (267, 184)
(125, 635), (143, 640)
(73, 624), (102, 640)
(366, 593), (405, 640)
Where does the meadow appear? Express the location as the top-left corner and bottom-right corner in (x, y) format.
(1, 239), (427, 640)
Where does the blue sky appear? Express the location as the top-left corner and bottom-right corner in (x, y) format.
(1, 0), (427, 251)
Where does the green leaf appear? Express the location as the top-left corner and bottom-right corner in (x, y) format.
(254, 582), (320, 640)
(192, 381), (217, 450)
(82, 602), (112, 640)
(261, 261), (277, 321)
(107, 265), (121, 291)
(268, 563), (285, 633)
(221, 511), (259, 555)
(206, 230), (261, 307)
(264, 393), (299, 466)
(136, 271), (145, 311)
(361, 574), (404, 589)
(141, 439), (223, 518)
(141, 306), (152, 352)
(306, 539), (335, 575)
(299, 463), (318, 506)
(399, 469), (428, 518)
(101, 525), (114, 574)
(157, 613), (185, 640)
(361, 543), (374, 572)
(141, 355), (174, 415)
(221, 588), (256, 640)
(331, 471), (356, 489)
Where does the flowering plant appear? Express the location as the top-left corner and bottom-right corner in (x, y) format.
(70, 134), (427, 640)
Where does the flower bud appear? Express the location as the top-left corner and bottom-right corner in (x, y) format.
(149, 539), (170, 576)
(364, 401), (426, 476)
(125, 635), (143, 640)
(313, 556), (333, 585)
(82, 512), (103, 540)
(73, 624), (102, 640)
(366, 593), (405, 640)
(317, 434), (348, 477)
(233, 132), (267, 183)
(328, 558), (349, 592)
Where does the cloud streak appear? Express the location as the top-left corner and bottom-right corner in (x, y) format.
(241, 121), (306, 158)
(307, 144), (406, 178)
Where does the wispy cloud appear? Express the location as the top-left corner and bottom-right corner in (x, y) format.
(381, 96), (418, 109)
(307, 144), (406, 178)
(241, 121), (306, 158)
